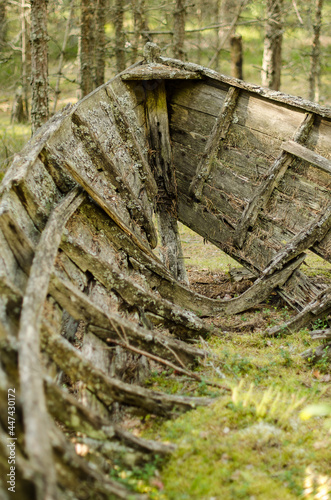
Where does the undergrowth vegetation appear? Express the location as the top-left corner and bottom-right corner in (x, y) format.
(110, 227), (331, 499)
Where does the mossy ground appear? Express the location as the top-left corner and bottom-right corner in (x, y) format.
(113, 225), (331, 499)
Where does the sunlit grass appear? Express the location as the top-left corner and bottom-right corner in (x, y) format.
(0, 116), (31, 178)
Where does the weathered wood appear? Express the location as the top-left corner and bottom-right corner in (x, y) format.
(145, 77), (188, 282)
(44, 377), (174, 459)
(18, 187), (84, 500)
(0, 227), (26, 290)
(49, 273), (207, 366)
(234, 113), (315, 248)
(0, 191), (39, 273)
(105, 84), (157, 198)
(265, 286), (331, 336)
(189, 86), (240, 200)
(71, 110), (158, 248)
(160, 56), (331, 118)
(282, 140), (331, 175)
(42, 146), (158, 259)
(59, 227), (210, 339)
(262, 205), (331, 277)
(308, 328), (331, 340)
(41, 320), (212, 416)
(301, 342), (331, 364)
(122, 63), (202, 80)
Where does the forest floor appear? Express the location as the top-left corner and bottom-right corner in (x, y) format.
(111, 225), (331, 500)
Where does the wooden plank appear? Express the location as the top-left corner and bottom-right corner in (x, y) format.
(121, 63), (203, 80)
(41, 319), (212, 416)
(282, 140), (331, 175)
(160, 56), (331, 118)
(44, 378), (174, 456)
(233, 113), (315, 248)
(48, 273), (207, 367)
(12, 158), (62, 230)
(105, 84), (158, 198)
(262, 205), (331, 276)
(43, 146), (159, 261)
(71, 109), (158, 248)
(265, 286), (331, 336)
(189, 86), (240, 200)
(145, 78), (188, 282)
(0, 191), (39, 273)
(18, 187), (84, 500)
(59, 222), (210, 340)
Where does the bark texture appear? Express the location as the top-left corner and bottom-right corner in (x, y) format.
(80, 0), (95, 96)
(309, 0), (323, 102)
(30, 0), (49, 133)
(261, 0), (283, 90)
(173, 0), (186, 60)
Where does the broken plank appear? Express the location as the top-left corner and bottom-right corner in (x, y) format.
(41, 320), (212, 416)
(265, 286), (331, 336)
(262, 205), (331, 277)
(17, 187), (84, 500)
(282, 140), (331, 175)
(233, 113), (315, 248)
(44, 377), (174, 458)
(48, 273), (207, 366)
(60, 229), (210, 340)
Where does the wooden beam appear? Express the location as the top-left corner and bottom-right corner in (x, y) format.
(145, 75), (188, 282)
(262, 204), (331, 277)
(121, 63), (203, 80)
(282, 140), (331, 175)
(189, 86), (240, 200)
(48, 273), (208, 367)
(18, 187), (84, 500)
(265, 286), (331, 337)
(234, 112), (315, 248)
(41, 320), (212, 416)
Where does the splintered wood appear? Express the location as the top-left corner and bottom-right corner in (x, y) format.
(0, 47), (330, 498)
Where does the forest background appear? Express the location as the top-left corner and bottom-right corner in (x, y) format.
(0, 0), (331, 172)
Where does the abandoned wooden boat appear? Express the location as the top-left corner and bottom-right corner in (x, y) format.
(0, 43), (330, 499)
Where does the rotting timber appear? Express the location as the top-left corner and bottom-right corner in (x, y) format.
(0, 42), (330, 498)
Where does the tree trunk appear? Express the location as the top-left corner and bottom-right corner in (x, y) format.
(309, 0), (323, 102)
(30, 0), (49, 133)
(20, 0), (29, 122)
(210, 0), (247, 70)
(131, 0), (149, 64)
(173, 0), (186, 60)
(114, 0), (125, 72)
(230, 33), (243, 79)
(80, 0), (95, 96)
(94, 0), (107, 87)
(0, 0), (7, 47)
(53, 0), (75, 113)
(261, 0), (283, 90)
(219, 0), (239, 46)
